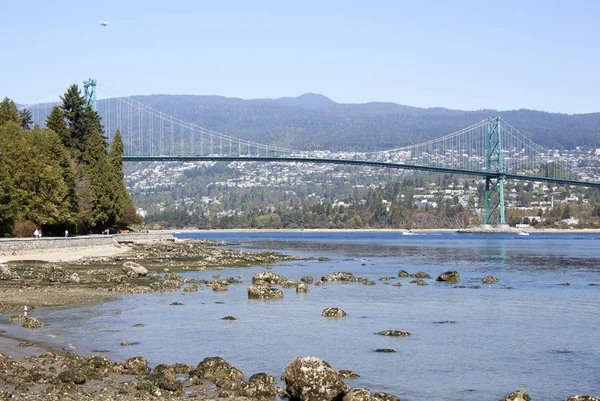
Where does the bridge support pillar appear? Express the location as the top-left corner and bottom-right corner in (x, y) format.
(484, 117), (506, 225)
(83, 78), (97, 112)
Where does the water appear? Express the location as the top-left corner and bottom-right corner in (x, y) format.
(3, 231), (600, 400)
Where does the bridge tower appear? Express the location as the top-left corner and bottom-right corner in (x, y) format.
(484, 116), (506, 225)
(83, 78), (97, 112)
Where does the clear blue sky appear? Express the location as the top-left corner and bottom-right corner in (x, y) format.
(2, 0), (599, 113)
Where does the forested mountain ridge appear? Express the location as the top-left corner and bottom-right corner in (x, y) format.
(119, 93), (600, 151)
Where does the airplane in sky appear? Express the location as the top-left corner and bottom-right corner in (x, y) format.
(100, 21), (109, 26)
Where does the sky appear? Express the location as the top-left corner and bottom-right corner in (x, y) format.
(1, 0), (599, 114)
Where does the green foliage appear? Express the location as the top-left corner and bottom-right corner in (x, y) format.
(61, 85), (103, 156)
(0, 148), (12, 225)
(0, 97), (20, 126)
(46, 106), (69, 148)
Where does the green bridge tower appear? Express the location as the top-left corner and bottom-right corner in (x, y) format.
(83, 78), (97, 112)
(484, 116), (506, 225)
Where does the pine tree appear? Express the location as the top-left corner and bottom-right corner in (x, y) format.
(46, 106), (70, 148)
(0, 147), (12, 226)
(109, 130), (141, 227)
(0, 97), (19, 126)
(18, 109), (33, 130)
(60, 84), (103, 156)
(82, 128), (120, 230)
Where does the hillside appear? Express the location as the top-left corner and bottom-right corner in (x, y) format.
(101, 94), (600, 151)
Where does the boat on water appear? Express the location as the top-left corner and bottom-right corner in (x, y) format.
(402, 230), (414, 236)
(518, 231), (530, 236)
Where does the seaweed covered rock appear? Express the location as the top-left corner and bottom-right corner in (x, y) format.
(436, 271), (460, 284)
(321, 272), (358, 282)
(482, 276), (500, 284)
(376, 330), (411, 337)
(500, 390), (531, 401)
(248, 286), (283, 299)
(322, 307), (347, 318)
(122, 261), (148, 277)
(124, 356), (150, 375)
(238, 372), (277, 399)
(282, 356), (348, 401)
(252, 271), (286, 286)
(190, 357), (244, 388)
(344, 387), (372, 401)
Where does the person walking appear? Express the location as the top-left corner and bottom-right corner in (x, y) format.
(33, 229), (39, 239)
(64, 229), (69, 238)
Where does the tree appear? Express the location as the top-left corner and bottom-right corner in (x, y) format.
(0, 97), (19, 126)
(0, 148), (12, 227)
(46, 106), (69, 148)
(109, 130), (139, 228)
(60, 84), (103, 156)
(18, 109), (32, 130)
(82, 128), (120, 230)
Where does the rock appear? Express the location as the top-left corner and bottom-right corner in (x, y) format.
(375, 349), (396, 353)
(410, 278), (429, 286)
(410, 271), (431, 279)
(69, 273), (81, 283)
(222, 316), (237, 320)
(297, 283), (310, 293)
(238, 372), (278, 399)
(397, 270), (409, 278)
(58, 368), (87, 384)
(363, 281), (376, 286)
(563, 397), (600, 401)
(282, 356), (348, 401)
(436, 271), (460, 283)
(322, 272), (358, 282)
(482, 276), (500, 284)
(124, 356), (150, 375)
(252, 271), (285, 286)
(190, 357), (244, 387)
(121, 342), (132, 346)
(379, 277), (396, 281)
(9, 314), (27, 322)
(22, 317), (46, 328)
(148, 366), (184, 394)
(314, 281), (325, 286)
(248, 286), (284, 299)
(373, 392), (402, 401)
(344, 388), (372, 401)
(301, 276), (314, 284)
(282, 280), (300, 288)
(392, 282), (402, 287)
(499, 390), (531, 401)
(122, 261), (148, 277)
(0, 265), (14, 280)
(170, 302), (184, 306)
(376, 330), (411, 337)
(322, 307), (347, 317)
(338, 370), (360, 379)
(318, 257), (332, 261)
(211, 282), (228, 292)
(183, 284), (198, 292)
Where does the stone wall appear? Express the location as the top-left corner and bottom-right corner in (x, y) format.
(0, 233), (173, 257)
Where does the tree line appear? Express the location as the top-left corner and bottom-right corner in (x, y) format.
(0, 85), (141, 237)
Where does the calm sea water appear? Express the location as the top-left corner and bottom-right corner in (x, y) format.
(3, 231), (600, 400)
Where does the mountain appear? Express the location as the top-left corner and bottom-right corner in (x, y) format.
(93, 94), (600, 150)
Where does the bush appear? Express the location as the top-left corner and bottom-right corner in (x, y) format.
(11, 219), (37, 238)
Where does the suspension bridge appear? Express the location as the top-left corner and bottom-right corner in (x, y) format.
(24, 79), (600, 226)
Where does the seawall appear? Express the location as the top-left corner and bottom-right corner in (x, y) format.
(0, 233), (173, 257)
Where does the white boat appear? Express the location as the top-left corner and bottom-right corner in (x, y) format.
(402, 230), (414, 236)
(518, 231), (530, 236)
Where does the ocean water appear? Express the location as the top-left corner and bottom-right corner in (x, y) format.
(3, 231), (599, 400)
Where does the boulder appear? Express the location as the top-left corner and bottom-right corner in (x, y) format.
(22, 317), (46, 328)
(282, 356), (348, 401)
(211, 282), (228, 292)
(376, 330), (411, 337)
(397, 270), (409, 278)
(183, 284), (198, 292)
(190, 357), (244, 387)
(122, 261), (148, 277)
(322, 272), (358, 282)
(252, 271), (285, 286)
(0, 265), (15, 280)
(248, 286), (284, 299)
(238, 373), (277, 399)
(410, 271), (431, 279)
(436, 271), (460, 283)
(563, 397), (600, 401)
(482, 276), (500, 284)
(297, 283), (310, 293)
(500, 390), (531, 401)
(58, 368), (87, 384)
(338, 370), (360, 379)
(322, 307), (347, 317)
(301, 276), (314, 284)
(124, 356), (150, 375)
(344, 388), (372, 401)
(373, 392), (402, 401)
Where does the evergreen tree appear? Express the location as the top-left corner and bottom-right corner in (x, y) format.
(109, 130), (140, 227)
(82, 128), (120, 230)
(46, 106), (70, 148)
(60, 84), (103, 156)
(18, 109), (32, 130)
(0, 97), (19, 126)
(0, 148), (12, 226)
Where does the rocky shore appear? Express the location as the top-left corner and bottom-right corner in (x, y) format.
(1, 237), (598, 400)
